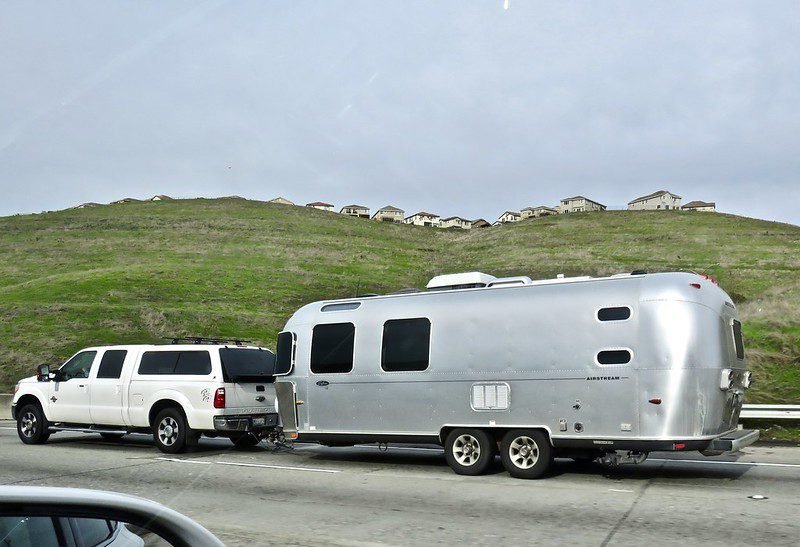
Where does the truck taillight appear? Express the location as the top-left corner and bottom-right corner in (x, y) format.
(213, 388), (226, 408)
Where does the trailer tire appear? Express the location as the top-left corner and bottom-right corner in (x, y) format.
(500, 429), (553, 479)
(17, 404), (50, 445)
(444, 429), (495, 476)
(153, 408), (189, 454)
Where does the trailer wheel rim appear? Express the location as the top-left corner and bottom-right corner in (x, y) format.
(158, 417), (179, 446)
(20, 411), (37, 437)
(452, 434), (481, 466)
(509, 435), (539, 469)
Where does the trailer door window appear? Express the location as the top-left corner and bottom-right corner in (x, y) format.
(311, 323), (355, 374)
(381, 318), (431, 372)
(732, 320), (745, 360)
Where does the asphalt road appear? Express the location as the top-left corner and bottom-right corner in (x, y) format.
(1, 421), (798, 546)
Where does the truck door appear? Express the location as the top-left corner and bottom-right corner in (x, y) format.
(50, 351), (97, 424)
(89, 349), (129, 425)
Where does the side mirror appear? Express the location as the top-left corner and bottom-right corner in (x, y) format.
(36, 364), (50, 382)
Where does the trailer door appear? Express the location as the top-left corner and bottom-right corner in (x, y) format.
(306, 322), (356, 432)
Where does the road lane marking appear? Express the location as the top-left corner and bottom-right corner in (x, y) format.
(649, 458), (800, 469)
(216, 461), (340, 474)
(608, 489), (634, 493)
(156, 457), (212, 465)
(0, 427), (17, 430)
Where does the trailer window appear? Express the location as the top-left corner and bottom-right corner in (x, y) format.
(732, 320), (745, 360)
(97, 350), (127, 379)
(381, 318), (431, 372)
(597, 307), (631, 321)
(597, 349), (632, 365)
(311, 323), (355, 374)
(275, 332), (295, 374)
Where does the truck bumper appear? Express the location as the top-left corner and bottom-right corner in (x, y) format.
(702, 429), (760, 456)
(10, 404), (17, 420)
(213, 413), (278, 433)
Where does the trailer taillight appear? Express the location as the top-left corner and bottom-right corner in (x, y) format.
(674, 443), (686, 450)
(213, 387), (226, 408)
(699, 274), (719, 285)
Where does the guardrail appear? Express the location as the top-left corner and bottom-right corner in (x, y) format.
(740, 404), (800, 420)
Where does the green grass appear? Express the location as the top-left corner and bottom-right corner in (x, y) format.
(1, 200), (799, 412)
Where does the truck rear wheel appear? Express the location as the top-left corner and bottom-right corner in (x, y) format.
(444, 429), (495, 476)
(17, 404), (50, 445)
(153, 408), (190, 453)
(500, 429), (553, 479)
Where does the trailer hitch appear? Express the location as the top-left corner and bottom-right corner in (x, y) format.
(599, 451), (648, 466)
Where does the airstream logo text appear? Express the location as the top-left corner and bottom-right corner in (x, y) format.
(586, 376), (620, 381)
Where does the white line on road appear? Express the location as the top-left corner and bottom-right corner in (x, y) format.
(608, 489), (634, 493)
(650, 458), (800, 469)
(156, 457), (212, 465)
(216, 461), (340, 474)
(0, 427), (17, 430)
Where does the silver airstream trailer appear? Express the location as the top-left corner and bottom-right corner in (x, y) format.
(273, 271), (757, 479)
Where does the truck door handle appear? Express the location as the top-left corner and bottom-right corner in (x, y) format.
(316, 380), (329, 387)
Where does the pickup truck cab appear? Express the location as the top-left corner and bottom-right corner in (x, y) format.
(12, 343), (279, 453)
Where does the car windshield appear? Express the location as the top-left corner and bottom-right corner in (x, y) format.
(219, 348), (276, 382)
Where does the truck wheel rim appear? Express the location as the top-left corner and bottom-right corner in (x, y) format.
(158, 417), (179, 446)
(453, 434), (481, 466)
(509, 436), (539, 469)
(20, 412), (37, 437)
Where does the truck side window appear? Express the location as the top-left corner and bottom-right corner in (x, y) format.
(174, 351), (212, 375)
(97, 350), (127, 379)
(59, 351), (98, 381)
(311, 323), (355, 374)
(382, 318), (431, 372)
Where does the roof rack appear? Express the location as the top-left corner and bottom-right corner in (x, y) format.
(164, 336), (253, 346)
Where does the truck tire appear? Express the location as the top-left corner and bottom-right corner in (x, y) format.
(444, 429), (495, 476)
(153, 408), (190, 454)
(500, 429), (553, 479)
(17, 404), (50, 445)
(229, 433), (261, 448)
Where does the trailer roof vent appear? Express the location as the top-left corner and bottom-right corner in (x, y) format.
(426, 272), (496, 291)
(487, 276), (533, 288)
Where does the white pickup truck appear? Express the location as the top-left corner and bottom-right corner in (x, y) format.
(12, 341), (279, 453)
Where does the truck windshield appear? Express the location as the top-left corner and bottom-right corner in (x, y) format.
(219, 348), (276, 382)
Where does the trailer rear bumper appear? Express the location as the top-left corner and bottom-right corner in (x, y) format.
(702, 429), (760, 456)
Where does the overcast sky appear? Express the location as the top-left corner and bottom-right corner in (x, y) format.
(1, 1), (798, 225)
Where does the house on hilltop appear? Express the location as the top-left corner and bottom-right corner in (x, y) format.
(521, 206), (557, 219)
(372, 205), (404, 222)
(439, 216), (472, 229)
(471, 218), (491, 229)
(682, 200), (716, 212)
(149, 195), (172, 201)
(306, 201), (334, 212)
(628, 190), (682, 210)
(340, 204), (370, 218)
(497, 211), (521, 224)
(75, 202), (101, 209)
(404, 212), (440, 227)
(558, 196), (606, 213)
(111, 197), (141, 204)
(268, 197), (295, 205)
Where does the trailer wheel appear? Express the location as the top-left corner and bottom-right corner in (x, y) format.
(500, 429), (553, 479)
(444, 429), (495, 476)
(17, 404), (50, 445)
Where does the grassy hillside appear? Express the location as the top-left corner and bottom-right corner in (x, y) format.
(1, 199), (798, 406)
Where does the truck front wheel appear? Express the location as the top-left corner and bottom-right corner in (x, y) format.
(17, 404), (50, 445)
(153, 408), (190, 453)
